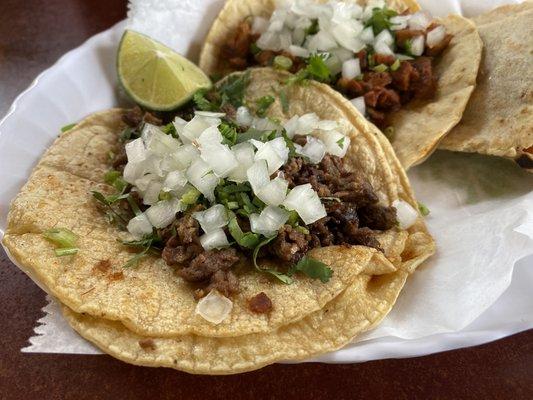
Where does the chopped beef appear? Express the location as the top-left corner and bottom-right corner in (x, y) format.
(177, 213), (202, 244)
(391, 61), (419, 92)
(122, 106), (143, 127)
(221, 21), (257, 70)
(178, 248), (240, 282)
(270, 225), (309, 264)
(255, 50), (276, 66)
(410, 57), (438, 100)
(278, 154), (397, 253)
(248, 292), (273, 314)
(364, 72), (393, 87)
(356, 49), (368, 70)
(373, 54), (396, 66)
(206, 270), (240, 298)
(94, 259), (111, 273)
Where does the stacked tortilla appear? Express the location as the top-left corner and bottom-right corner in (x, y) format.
(2, 69), (435, 374)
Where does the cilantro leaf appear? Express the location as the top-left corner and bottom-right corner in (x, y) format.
(219, 121), (238, 145)
(305, 19), (319, 36)
(365, 7), (398, 35)
(227, 216), (261, 249)
(305, 53), (331, 82)
(161, 122), (177, 137)
(252, 235), (294, 284)
(279, 90), (289, 113)
(418, 202), (430, 216)
(61, 123), (76, 133)
(193, 89), (216, 111)
(219, 71), (250, 108)
(289, 256), (333, 283)
(256, 95), (276, 117)
(336, 137), (345, 148)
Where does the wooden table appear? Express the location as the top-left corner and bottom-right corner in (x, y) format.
(0, 1), (531, 399)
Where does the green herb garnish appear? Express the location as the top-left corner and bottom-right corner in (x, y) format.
(104, 170), (128, 193)
(279, 89), (289, 113)
(336, 137), (345, 148)
(193, 89), (216, 111)
(60, 123), (76, 133)
(289, 256), (333, 283)
(273, 55), (293, 71)
(252, 235), (294, 284)
(390, 59), (401, 71)
(305, 19), (319, 36)
(43, 228), (79, 257)
(418, 202), (430, 216)
(228, 216), (261, 249)
(365, 7), (398, 35)
(306, 53), (332, 82)
(250, 42), (261, 55)
(180, 187), (201, 205)
(256, 95), (276, 117)
(219, 121), (238, 145)
(372, 63), (388, 73)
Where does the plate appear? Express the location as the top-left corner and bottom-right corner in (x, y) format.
(2, 0), (532, 362)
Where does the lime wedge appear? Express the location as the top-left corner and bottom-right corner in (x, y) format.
(117, 30), (212, 111)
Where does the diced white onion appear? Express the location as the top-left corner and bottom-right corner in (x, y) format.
(306, 31), (337, 51)
(236, 106), (253, 126)
(408, 11), (432, 31)
(317, 120), (338, 131)
(283, 184), (326, 225)
(180, 114), (221, 144)
(195, 111), (226, 118)
(200, 229), (230, 251)
(193, 204), (228, 233)
(252, 117), (280, 131)
(410, 35), (425, 56)
(123, 161), (145, 184)
(297, 136), (326, 164)
(288, 44), (309, 58)
(283, 116), (299, 138)
(228, 142), (255, 183)
(142, 180), (163, 206)
(250, 206), (290, 236)
(163, 170), (187, 192)
(324, 53), (343, 76)
(360, 26), (374, 44)
(256, 177), (289, 206)
(350, 96), (366, 115)
(342, 58), (361, 80)
(297, 113), (320, 135)
(145, 199), (182, 229)
(143, 124), (181, 155)
(254, 141), (285, 174)
(426, 25), (446, 48)
(252, 16), (270, 34)
(186, 158), (219, 202)
(197, 126), (238, 178)
(390, 15), (410, 31)
(392, 199), (418, 229)
(374, 29), (394, 47)
(316, 130), (351, 158)
(331, 23), (364, 52)
(374, 41), (394, 56)
(127, 213), (153, 239)
(247, 159), (270, 193)
(125, 138), (146, 163)
(195, 290), (233, 324)
(163, 144), (199, 171)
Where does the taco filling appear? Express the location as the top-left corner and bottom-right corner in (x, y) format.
(96, 72), (405, 309)
(218, 0), (452, 129)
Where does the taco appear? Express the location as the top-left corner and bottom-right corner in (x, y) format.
(3, 68), (434, 372)
(439, 2), (533, 171)
(198, 0), (482, 168)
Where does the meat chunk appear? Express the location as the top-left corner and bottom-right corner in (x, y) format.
(176, 214), (201, 244)
(358, 205), (398, 231)
(177, 248), (240, 283)
(411, 58), (438, 100)
(122, 106), (143, 127)
(248, 292), (273, 314)
(395, 29), (425, 48)
(222, 21), (256, 70)
(270, 225), (309, 264)
(206, 270), (240, 298)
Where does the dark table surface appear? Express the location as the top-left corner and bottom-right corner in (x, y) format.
(0, 1), (532, 399)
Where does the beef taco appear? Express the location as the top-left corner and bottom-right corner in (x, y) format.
(199, 0), (482, 168)
(3, 68), (434, 372)
(439, 2), (533, 171)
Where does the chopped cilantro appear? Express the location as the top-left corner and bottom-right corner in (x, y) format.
(372, 63), (388, 73)
(305, 19), (319, 36)
(180, 187), (201, 205)
(365, 7), (398, 35)
(336, 137), (345, 148)
(161, 122), (177, 137)
(60, 123), (76, 133)
(279, 90), (289, 113)
(104, 170), (128, 193)
(43, 228), (78, 248)
(219, 71), (250, 108)
(418, 202), (430, 216)
(289, 256), (333, 283)
(256, 95), (276, 117)
(193, 89), (216, 111)
(227, 215), (261, 249)
(158, 191), (173, 201)
(252, 235), (294, 284)
(250, 42), (261, 55)
(54, 247), (79, 257)
(306, 53), (332, 82)
(273, 55), (293, 71)
(390, 59), (401, 71)
(120, 127), (135, 142)
(219, 121), (238, 145)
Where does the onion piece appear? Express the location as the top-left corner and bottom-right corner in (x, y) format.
(186, 158), (219, 202)
(410, 35), (425, 56)
(142, 180), (163, 206)
(374, 41), (394, 56)
(283, 116), (299, 138)
(254, 140), (285, 174)
(359, 26), (374, 44)
(162, 144), (199, 171)
(350, 96), (366, 115)
(316, 130), (351, 158)
(390, 15), (410, 31)
(180, 114), (221, 143)
(145, 199), (182, 229)
(193, 204), (228, 233)
(252, 16), (270, 34)
(228, 142), (255, 183)
(199, 229), (230, 251)
(408, 11), (432, 31)
(374, 29), (394, 47)
(250, 206), (290, 236)
(123, 161), (146, 184)
(142, 124), (181, 155)
(289, 44), (309, 58)
(247, 160), (270, 193)
(195, 111), (226, 118)
(342, 58), (361, 80)
(392, 199), (418, 229)
(297, 136), (326, 164)
(127, 213), (153, 239)
(297, 113), (320, 135)
(162, 170), (187, 192)
(125, 138), (146, 163)
(331, 23), (364, 52)
(306, 30), (337, 52)
(195, 290), (233, 324)
(256, 177), (289, 206)
(426, 25), (446, 48)
(197, 126), (238, 178)
(283, 184), (326, 225)
(317, 119), (338, 131)
(236, 106), (253, 126)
